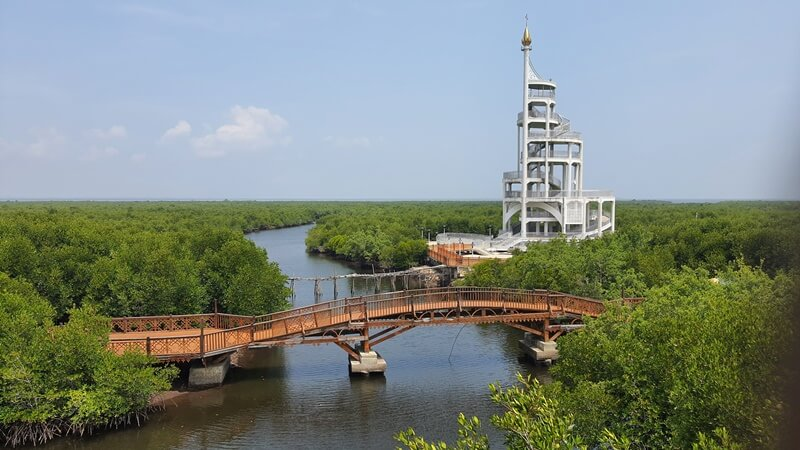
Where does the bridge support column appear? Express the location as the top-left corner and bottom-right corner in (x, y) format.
(519, 332), (559, 365)
(188, 354), (231, 389)
(349, 344), (387, 375)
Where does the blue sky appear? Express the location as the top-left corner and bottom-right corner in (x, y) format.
(1, 1), (798, 200)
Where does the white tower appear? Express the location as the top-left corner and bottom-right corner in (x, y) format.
(500, 22), (615, 245)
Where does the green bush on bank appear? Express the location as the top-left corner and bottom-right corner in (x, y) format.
(0, 274), (177, 447)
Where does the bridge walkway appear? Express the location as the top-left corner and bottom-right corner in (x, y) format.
(108, 287), (641, 362)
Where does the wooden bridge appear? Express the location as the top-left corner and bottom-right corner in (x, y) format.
(108, 287), (641, 365)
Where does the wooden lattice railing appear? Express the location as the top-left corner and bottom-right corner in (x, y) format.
(108, 287), (635, 360)
(428, 243), (485, 267)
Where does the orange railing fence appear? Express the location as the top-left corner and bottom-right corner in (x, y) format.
(108, 287), (635, 360)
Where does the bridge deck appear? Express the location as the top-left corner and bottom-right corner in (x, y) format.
(107, 287), (639, 361)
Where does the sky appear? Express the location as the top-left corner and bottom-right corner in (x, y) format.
(1, 1), (798, 200)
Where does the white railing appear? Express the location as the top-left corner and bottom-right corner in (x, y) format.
(525, 190), (614, 199)
(505, 191), (522, 198)
(527, 88), (555, 98)
(518, 110), (559, 123)
(436, 233), (493, 246)
(554, 113), (570, 132)
(503, 170), (522, 180)
(528, 148), (580, 159)
(528, 130), (582, 140)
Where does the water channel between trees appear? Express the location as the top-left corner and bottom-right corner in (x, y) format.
(46, 224), (544, 449)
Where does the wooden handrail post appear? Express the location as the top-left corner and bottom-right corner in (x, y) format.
(146, 336), (151, 356)
(199, 325), (205, 357)
(250, 316), (256, 342)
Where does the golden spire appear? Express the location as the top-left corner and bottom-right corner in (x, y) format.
(521, 15), (532, 47)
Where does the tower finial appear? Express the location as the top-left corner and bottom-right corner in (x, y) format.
(521, 15), (532, 47)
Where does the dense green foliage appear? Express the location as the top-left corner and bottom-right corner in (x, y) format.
(549, 265), (792, 448)
(398, 266), (793, 449)
(0, 201), (330, 317)
(306, 202), (501, 269)
(0, 274), (177, 447)
(463, 202), (800, 299)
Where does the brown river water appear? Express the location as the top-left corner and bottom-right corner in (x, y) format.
(44, 224), (544, 449)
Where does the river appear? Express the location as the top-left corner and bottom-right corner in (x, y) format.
(46, 224), (543, 449)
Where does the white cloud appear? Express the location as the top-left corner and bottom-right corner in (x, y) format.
(0, 129), (67, 158)
(323, 135), (372, 149)
(81, 146), (119, 161)
(191, 105), (290, 158)
(86, 125), (127, 140)
(161, 120), (192, 141)
(27, 128), (66, 158)
(130, 153), (147, 162)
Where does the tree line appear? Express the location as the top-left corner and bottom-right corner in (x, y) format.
(305, 201), (502, 269)
(0, 201), (338, 318)
(462, 201), (799, 299)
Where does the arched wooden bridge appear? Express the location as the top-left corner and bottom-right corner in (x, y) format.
(108, 287), (642, 363)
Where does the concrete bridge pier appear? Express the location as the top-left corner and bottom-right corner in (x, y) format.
(348, 342), (387, 375)
(519, 332), (559, 365)
(188, 353), (232, 389)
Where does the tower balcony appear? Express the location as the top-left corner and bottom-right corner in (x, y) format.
(517, 114), (562, 127)
(527, 84), (556, 99)
(527, 146), (582, 159)
(525, 190), (614, 200)
(527, 130), (582, 141)
(503, 170), (522, 182)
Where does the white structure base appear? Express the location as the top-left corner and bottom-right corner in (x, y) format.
(188, 355), (231, 389)
(349, 351), (387, 375)
(519, 332), (559, 364)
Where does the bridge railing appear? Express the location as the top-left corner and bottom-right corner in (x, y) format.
(110, 313), (217, 333)
(428, 243), (484, 267)
(109, 312), (259, 333)
(108, 287), (618, 359)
